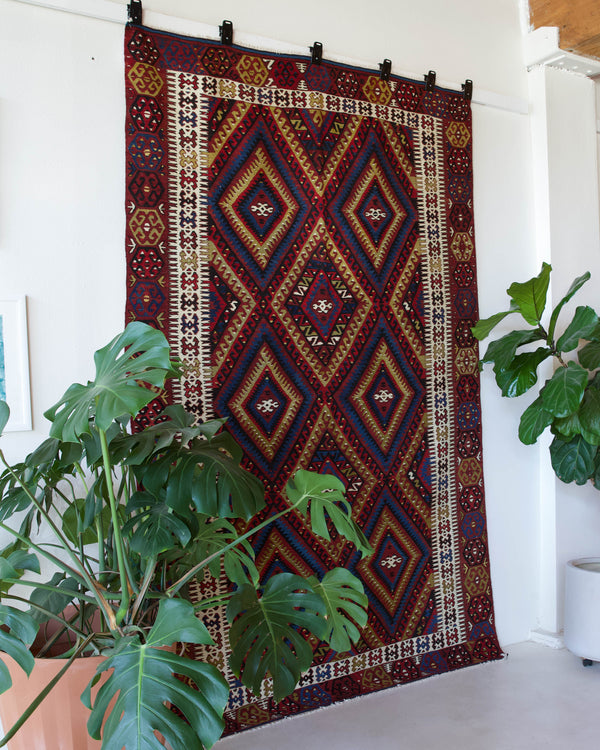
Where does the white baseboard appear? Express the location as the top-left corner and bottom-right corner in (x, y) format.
(529, 628), (565, 649)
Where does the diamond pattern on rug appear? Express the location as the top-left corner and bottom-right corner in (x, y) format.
(124, 25), (502, 737)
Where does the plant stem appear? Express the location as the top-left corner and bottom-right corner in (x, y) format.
(129, 555), (156, 624)
(98, 429), (130, 627)
(0, 520), (88, 588)
(192, 592), (232, 611)
(0, 450), (96, 587)
(3, 579), (97, 606)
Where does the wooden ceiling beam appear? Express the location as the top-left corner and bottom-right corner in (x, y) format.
(530, 0), (600, 59)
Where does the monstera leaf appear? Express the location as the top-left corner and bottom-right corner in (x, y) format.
(117, 406), (226, 466)
(310, 568), (368, 653)
(187, 517), (259, 587)
(0, 605), (38, 692)
(84, 598), (228, 750)
(122, 491), (192, 557)
(44, 322), (179, 442)
(228, 573), (327, 702)
(139, 431), (265, 521)
(286, 470), (372, 556)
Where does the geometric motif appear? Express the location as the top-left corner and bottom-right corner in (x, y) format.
(273, 220), (372, 383)
(124, 25), (501, 737)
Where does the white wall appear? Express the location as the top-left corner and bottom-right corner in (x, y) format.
(529, 66), (600, 633)
(0, 0), (538, 645)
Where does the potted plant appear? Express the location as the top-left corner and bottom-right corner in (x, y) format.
(472, 261), (600, 663)
(0, 321), (372, 748)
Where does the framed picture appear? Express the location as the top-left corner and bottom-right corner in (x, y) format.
(0, 297), (31, 432)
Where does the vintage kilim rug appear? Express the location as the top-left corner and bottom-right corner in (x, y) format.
(124, 24), (502, 733)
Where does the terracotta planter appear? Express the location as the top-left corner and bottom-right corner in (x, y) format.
(0, 654), (104, 749)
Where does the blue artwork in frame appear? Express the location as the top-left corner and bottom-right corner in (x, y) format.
(0, 298), (31, 431)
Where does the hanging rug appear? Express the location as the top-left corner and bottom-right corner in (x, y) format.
(124, 24), (502, 734)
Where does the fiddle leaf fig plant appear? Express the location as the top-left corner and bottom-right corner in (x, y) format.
(0, 321), (371, 749)
(472, 262), (600, 487)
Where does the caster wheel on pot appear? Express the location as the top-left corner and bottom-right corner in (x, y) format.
(582, 659), (594, 667)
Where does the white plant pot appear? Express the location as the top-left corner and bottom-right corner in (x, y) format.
(564, 557), (600, 663)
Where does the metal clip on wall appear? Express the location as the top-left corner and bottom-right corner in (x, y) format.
(220, 20), (233, 45)
(424, 70), (436, 91)
(379, 59), (392, 81)
(311, 42), (323, 65)
(462, 79), (473, 100)
(127, 0), (142, 26)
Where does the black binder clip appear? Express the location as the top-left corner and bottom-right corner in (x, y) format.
(311, 42), (323, 65)
(127, 0), (142, 26)
(425, 70), (436, 91)
(379, 59), (392, 81)
(462, 79), (473, 101)
(220, 20), (233, 45)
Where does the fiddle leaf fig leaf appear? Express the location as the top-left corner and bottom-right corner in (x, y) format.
(556, 306), (600, 353)
(541, 362), (588, 418)
(309, 568), (369, 653)
(0, 605), (38, 692)
(228, 574), (327, 703)
(471, 306), (519, 341)
(518, 396), (553, 445)
(550, 434), (596, 485)
(593, 453), (600, 490)
(548, 271), (591, 342)
(507, 262), (551, 326)
(0, 401), (9, 436)
(481, 329), (545, 370)
(578, 386), (600, 444)
(44, 322), (180, 442)
(553, 411), (584, 441)
(579, 340), (600, 370)
(493, 348), (552, 398)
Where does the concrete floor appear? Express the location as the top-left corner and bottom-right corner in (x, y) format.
(215, 642), (600, 749)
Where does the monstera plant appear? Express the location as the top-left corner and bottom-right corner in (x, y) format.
(0, 322), (371, 749)
(472, 262), (600, 487)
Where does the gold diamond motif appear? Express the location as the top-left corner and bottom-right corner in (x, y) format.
(129, 208), (165, 245)
(341, 155), (407, 273)
(237, 55), (270, 86)
(218, 143), (300, 270)
(229, 342), (303, 461)
(349, 338), (414, 455)
(128, 62), (163, 96)
(446, 121), (471, 149)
